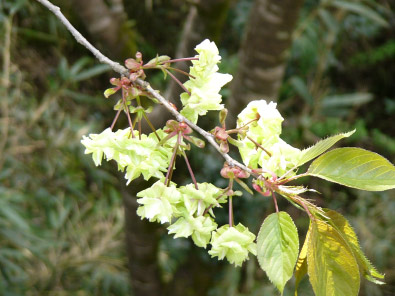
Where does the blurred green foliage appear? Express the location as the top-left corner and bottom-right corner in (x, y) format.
(0, 0), (394, 295)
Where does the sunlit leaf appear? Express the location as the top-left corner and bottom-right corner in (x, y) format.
(297, 130), (354, 167)
(307, 147), (395, 191)
(104, 87), (118, 98)
(324, 209), (385, 284)
(307, 219), (360, 296)
(257, 212), (299, 294)
(294, 226), (310, 295)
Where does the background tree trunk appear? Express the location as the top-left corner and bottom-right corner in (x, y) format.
(161, 0), (232, 112)
(70, 0), (129, 57)
(227, 0), (305, 124)
(122, 184), (163, 296)
(147, 0), (231, 129)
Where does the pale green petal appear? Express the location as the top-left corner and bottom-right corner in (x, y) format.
(209, 223), (256, 267)
(180, 39), (233, 124)
(168, 215), (217, 248)
(136, 181), (182, 224)
(81, 128), (174, 184)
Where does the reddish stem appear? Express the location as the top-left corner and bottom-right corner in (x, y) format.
(160, 57), (198, 64)
(183, 151), (198, 190)
(122, 88), (135, 138)
(164, 69), (191, 96)
(296, 197), (314, 220)
(272, 191), (279, 213)
(164, 132), (180, 186)
(229, 196), (234, 227)
(142, 112), (161, 141)
(167, 66), (195, 79)
(110, 108), (122, 130)
(228, 178), (234, 227)
(247, 136), (272, 157)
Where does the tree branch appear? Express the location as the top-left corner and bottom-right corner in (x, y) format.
(35, 0), (253, 175)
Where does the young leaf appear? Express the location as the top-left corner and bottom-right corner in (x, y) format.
(307, 219), (360, 296)
(296, 130), (354, 167)
(257, 212), (299, 294)
(324, 209), (385, 284)
(104, 87), (118, 98)
(307, 147), (395, 191)
(294, 227), (310, 295)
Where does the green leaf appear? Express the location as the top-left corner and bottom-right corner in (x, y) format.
(324, 209), (385, 284)
(329, 0), (388, 27)
(307, 219), (360, 296)
(307, 147), (395, 191)
(104, 87), (118, 98)
(297, 130), (354, 167)
(257, 212), (299, 294)
(294, 227), (310, 295)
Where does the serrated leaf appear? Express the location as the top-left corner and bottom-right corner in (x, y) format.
(297, 130), (354, 167)
(307, 147), (395, 191)
(257, 212), (299, 294)
(324, 209), (385, 284)
(294, 227), (310, 295)
(307, 219), (360, 296)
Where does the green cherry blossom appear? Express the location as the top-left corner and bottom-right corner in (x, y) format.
(136, 181), (182, 224)
(180, 39), (233, 124)
(81, 128), (174, 184)
(236, 100), (301, 176)
(179, 182), (225, 216)
(209, 223), (257, 267)
(168, 215), (218, 248)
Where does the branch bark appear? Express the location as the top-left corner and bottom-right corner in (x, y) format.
(35, 0), (253, 175)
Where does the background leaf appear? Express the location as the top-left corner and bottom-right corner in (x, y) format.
(329, 1), (388, 27)
(307, 219), (360, 296)
(307, 147), (395, 191)
(257, 212), (299, 294)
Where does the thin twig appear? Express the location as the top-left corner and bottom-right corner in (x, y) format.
(164, 68), (191, 95)
(271, 191), (279, 213)
(36, 0), (253, 176)
(159, 57), (198, 64)
(167, 66), (195, 79)
(183, 151), (198, 190)
(110, 108), (122, 130)
(247, 135), (272, 157)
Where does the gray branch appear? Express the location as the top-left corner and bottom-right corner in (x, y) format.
(35, 0), (252, 175)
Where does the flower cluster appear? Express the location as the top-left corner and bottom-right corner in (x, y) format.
(81, 128), (175, 184)
(136, 180), (257, 263)
(237, 100), (301, 177)
(180, 39), (233, 124)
